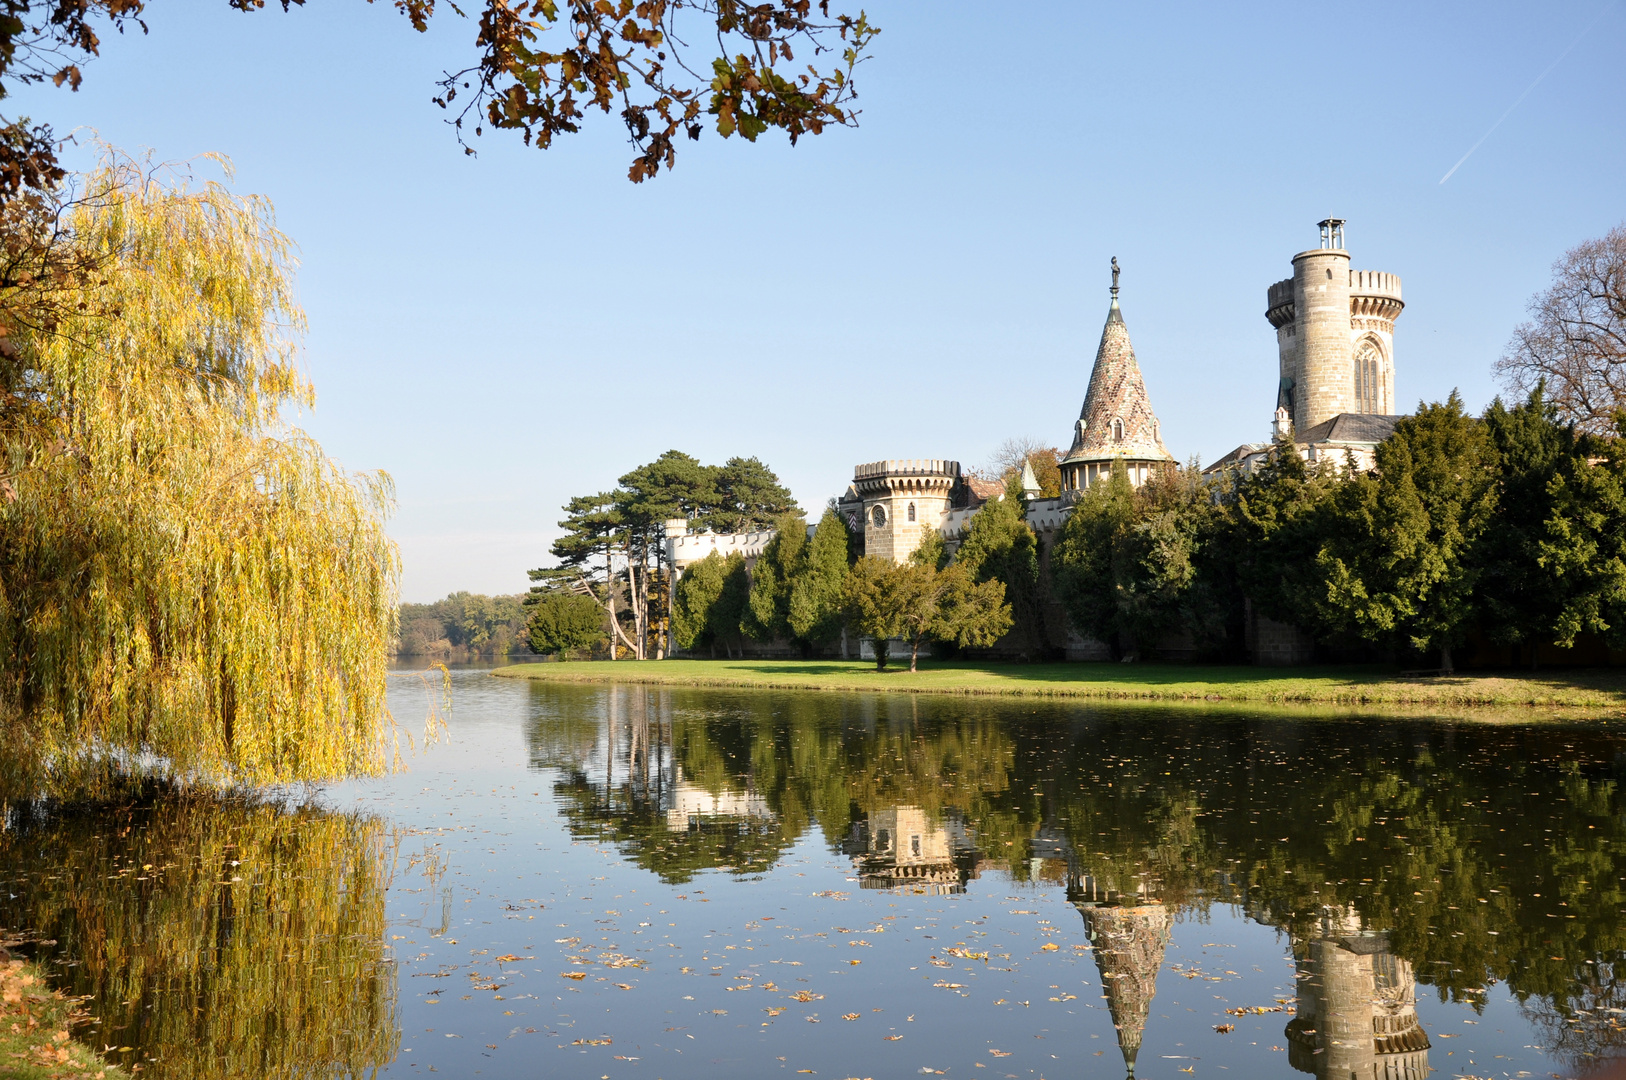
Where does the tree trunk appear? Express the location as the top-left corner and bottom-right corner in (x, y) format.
(840, 625), (849, 660)
(909, 638), (919, 673)
(873, 638), (888, 671)
(1440, 642), (1455, 674)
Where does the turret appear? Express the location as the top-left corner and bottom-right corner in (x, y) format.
(1266, 219), (1403, 432)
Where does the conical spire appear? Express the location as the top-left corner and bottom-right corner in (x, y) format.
(1080, 901), (1172, 1078)
(1019, 458), (1040, 500)
(1062, 260), (1175, 469)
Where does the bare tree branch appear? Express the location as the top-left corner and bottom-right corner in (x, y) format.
(1497, 223), (1626, 434)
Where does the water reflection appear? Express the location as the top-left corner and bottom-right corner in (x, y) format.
(1286, 909), (1430, 1079)
(843, 806), (981, 894)
(0, 794), (399, 1080)
(527, 683), (1626, 1073)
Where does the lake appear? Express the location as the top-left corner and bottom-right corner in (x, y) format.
(2, 667), (1624, 1079)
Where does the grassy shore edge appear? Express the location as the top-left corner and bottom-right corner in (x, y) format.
(0, 954), (120, 1079)
(489, 659), (1626, 711)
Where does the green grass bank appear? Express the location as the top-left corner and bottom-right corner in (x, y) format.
(489, 658), (1626, 710)
(0, 954), (118, 1079)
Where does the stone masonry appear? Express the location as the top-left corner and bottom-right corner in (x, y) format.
(1266, 218), (1404, 432)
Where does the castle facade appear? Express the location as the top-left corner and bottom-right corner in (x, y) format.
(665, 220), (1406, 659)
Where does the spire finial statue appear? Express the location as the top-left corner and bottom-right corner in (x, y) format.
(1111, 256), (1120, 296)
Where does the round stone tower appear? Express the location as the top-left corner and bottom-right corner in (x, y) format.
(1266, 219), (1403, 432)
(853, 459), (959, 564)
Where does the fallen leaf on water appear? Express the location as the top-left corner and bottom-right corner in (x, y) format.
(495, 954), (522, 963)
(842, 1013), (861, 1021)
(615, 983), (633, 990)
(1040, 943), (1059, 952)
(1214, 1024), (1235, 1033)
(989, 1050), (1011, 1057)
(560, 972), (586, 980)
(884, 1035), (903, 1041)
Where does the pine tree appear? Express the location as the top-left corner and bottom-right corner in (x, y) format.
(713, 552), (753, 658)
(671, 551), (727, 653)
(744, 511), (808, 643)
(787, 509), (852, 648)
(1315, 392), (1499, 670)
(953, 479), (1043, 657)
(526, 591), (606, 657)
(1536, 421), (1626, 649)
(1050, 464), (1135, 657)
(1479, 387), (1577, 661)
(1230, 435), (1343, 636)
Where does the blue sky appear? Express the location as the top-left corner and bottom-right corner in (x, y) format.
(17, 0), (1625, 600)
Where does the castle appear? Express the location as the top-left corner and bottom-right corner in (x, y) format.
(665, 219), (1406, 658)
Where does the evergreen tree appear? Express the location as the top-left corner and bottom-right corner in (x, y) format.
(1315, 393), (1499, 670)
(954, 479), (1044, 657)
(1110, 468), (1211, 653)
(1050, 463), (1135, 656)
(842, 556), (907, 670)
(671, 552), (727, 653)
(712, 552), (753, 658)
(909, 525), (949, 570)
(1479, 387), (1578, 660)
(744, 511), (809, 643)
(1230, 435), (1343, 636)
(709, 457), (800, 533)
(841, 556), (1010, 672)
(787, 509), (852, 647)
(526, 591), (606, 657)
(1535, 420), (1626, 649)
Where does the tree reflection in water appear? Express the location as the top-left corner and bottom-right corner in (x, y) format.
(0, 791), (399, 1079)
(530, 684), (1626, 1073)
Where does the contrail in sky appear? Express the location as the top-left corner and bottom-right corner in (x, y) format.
(1439, 1), (1617, 185)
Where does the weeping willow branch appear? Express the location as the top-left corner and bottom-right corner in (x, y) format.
(0, 145), (410, 798)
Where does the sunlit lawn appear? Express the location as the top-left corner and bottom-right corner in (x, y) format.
(490, 657), (1626, 708)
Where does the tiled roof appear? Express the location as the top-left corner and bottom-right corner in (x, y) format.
(1062, 294), (1175, 467)
(1296, 413), (1401, 445)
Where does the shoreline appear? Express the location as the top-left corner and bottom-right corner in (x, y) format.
(0, 952), (120, 1079)
(489, 659), (1626, 712)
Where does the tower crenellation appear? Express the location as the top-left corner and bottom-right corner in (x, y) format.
(1269, 219), (1403, 431)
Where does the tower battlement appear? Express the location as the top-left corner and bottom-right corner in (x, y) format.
(1267, 222), (1403, 429)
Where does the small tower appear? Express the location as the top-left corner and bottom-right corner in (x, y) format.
(1019, 458), (1041, 501)
(1266, 219), (1404, 431)
(1059, 258), (1176, 495)
(852, 459), (960, 563)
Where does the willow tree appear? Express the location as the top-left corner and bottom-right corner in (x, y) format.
(0, 150), (404, 797)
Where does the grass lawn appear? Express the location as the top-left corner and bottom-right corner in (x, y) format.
(489, 657), (1626, 711)
(0, 955), (118, 1079)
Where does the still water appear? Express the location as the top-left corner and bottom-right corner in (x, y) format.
(3, 668), (1625, 1080)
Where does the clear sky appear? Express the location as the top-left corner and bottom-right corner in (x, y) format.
(16, 0), (1624, 600)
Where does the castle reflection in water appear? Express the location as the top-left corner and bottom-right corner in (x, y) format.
(527, 684), (1626, 1080)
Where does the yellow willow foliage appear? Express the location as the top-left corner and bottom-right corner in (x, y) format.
(0, 150), (404, 797)
(0, 796), (400, 1078)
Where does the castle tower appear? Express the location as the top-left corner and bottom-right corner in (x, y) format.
(1059, 258), (1176, 496)
(1284, 907), (1431, 1079)
(1077, 900), (1172, 1077)
(852, 459), (960, 563)
(1266, 218), (1404, 431)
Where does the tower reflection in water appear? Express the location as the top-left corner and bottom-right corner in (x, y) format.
(1285, 906), (1431, 1080)
(1067, 866), (1171, 1078)
(843, 806), (980, 895)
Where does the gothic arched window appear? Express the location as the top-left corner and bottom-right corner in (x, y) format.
(1354, 339), (1385, 413)
(1112, 418), (1125, 442)
(907, 502), (916, 522)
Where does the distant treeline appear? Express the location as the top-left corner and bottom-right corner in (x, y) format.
(396, 592), (532, 660)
